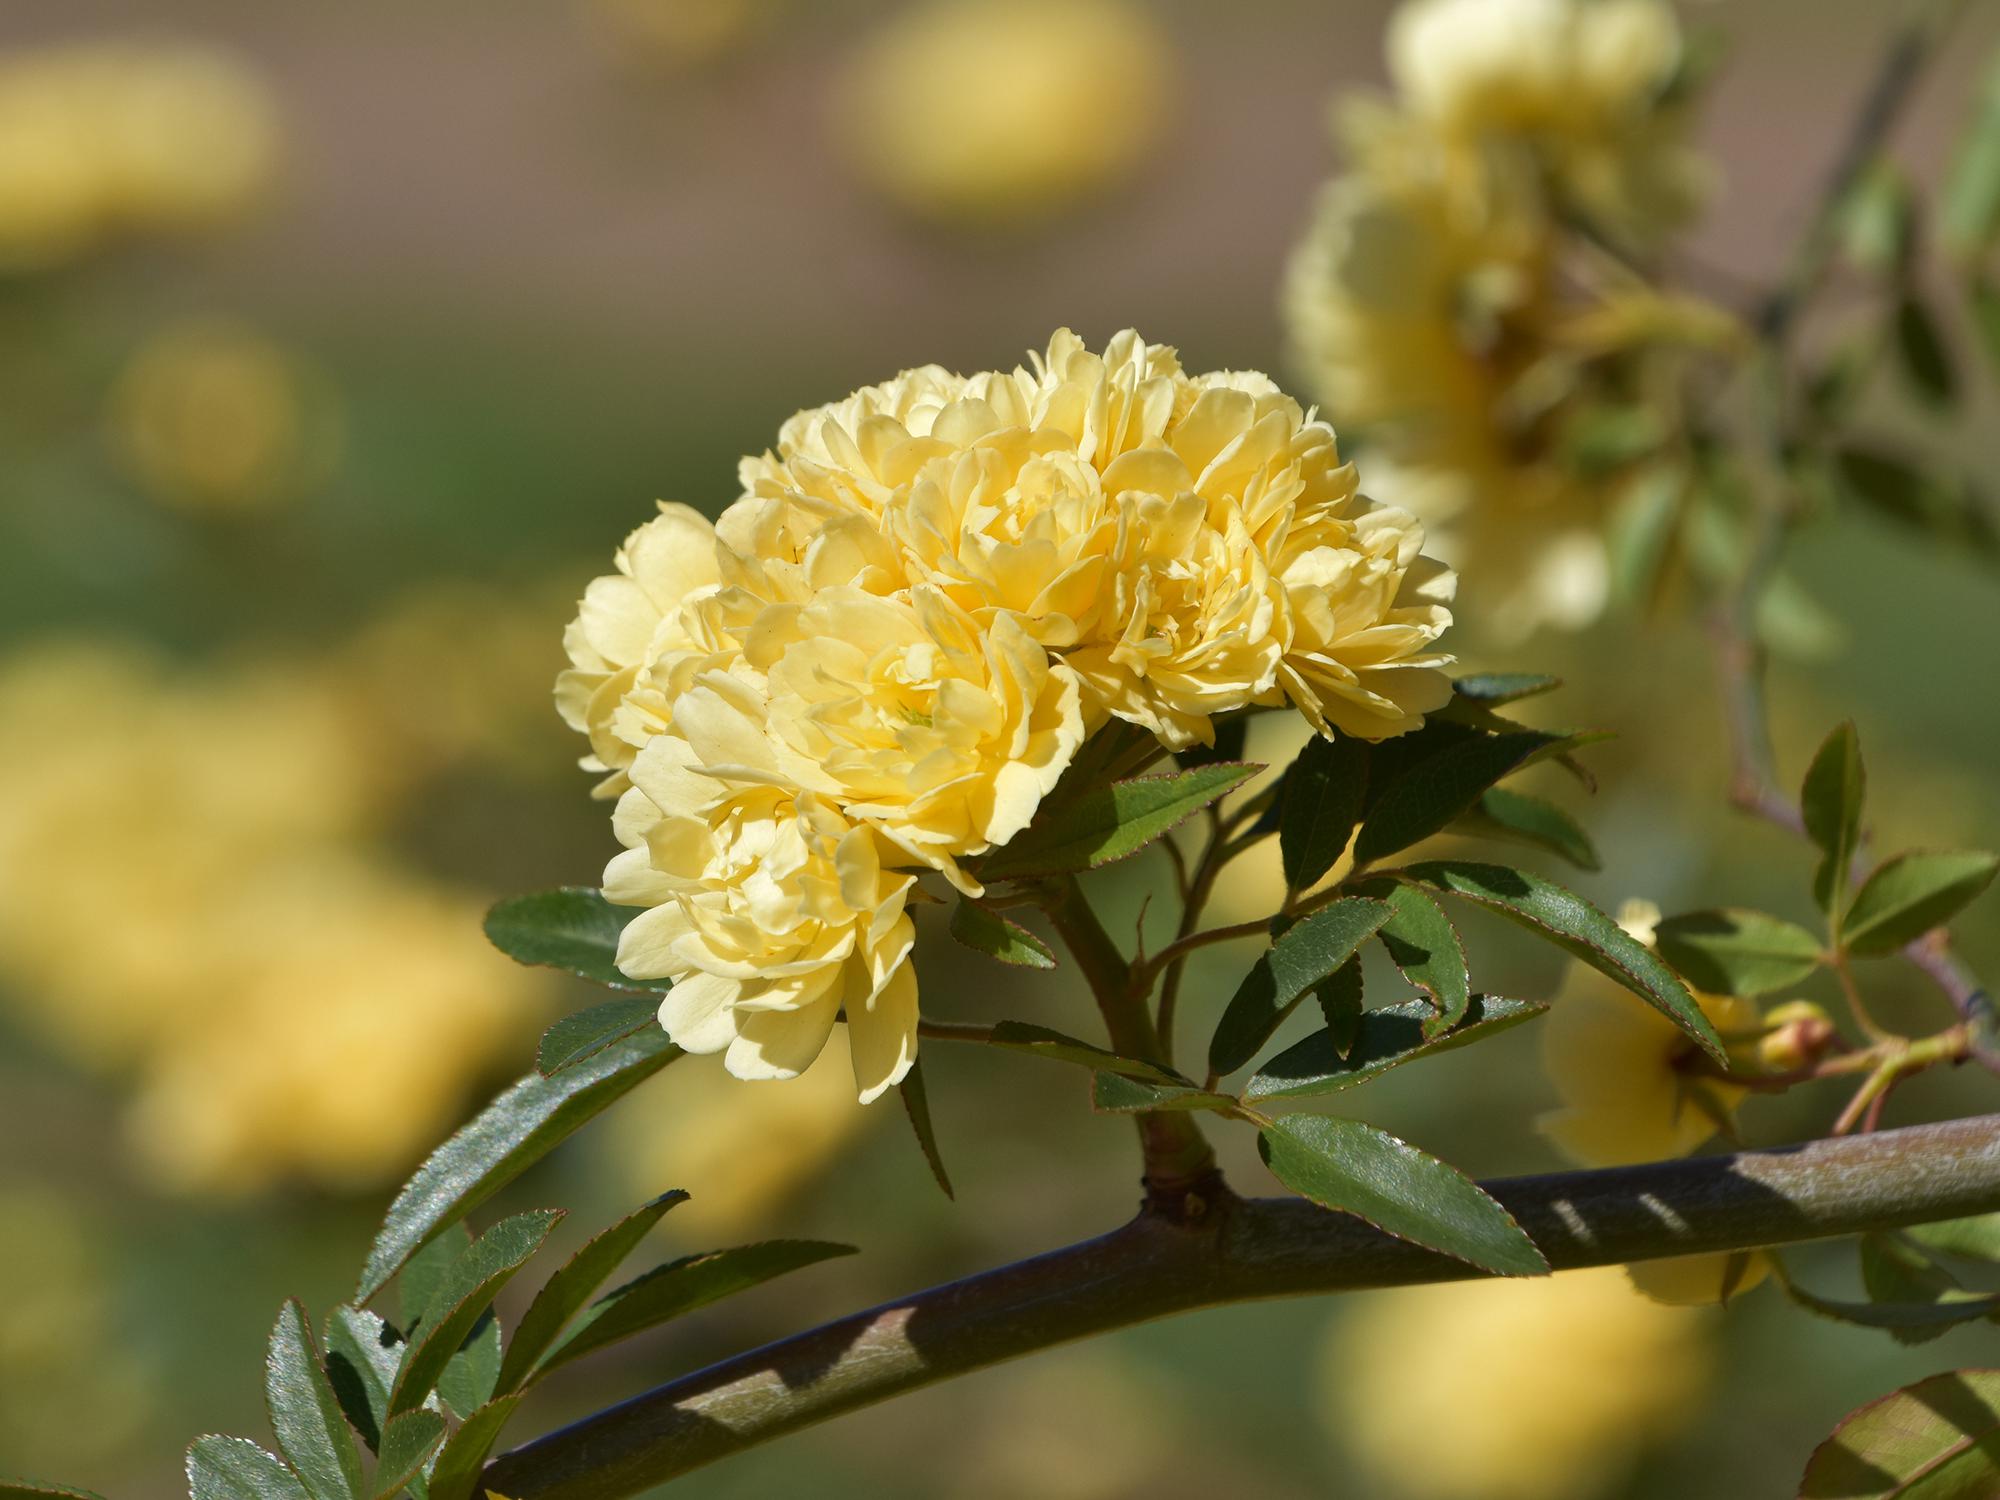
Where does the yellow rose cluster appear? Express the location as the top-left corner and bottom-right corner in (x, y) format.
(0, 39), (280, 272)
(1284, 0), (1732, 639)
(561, 328), (1456, 1101)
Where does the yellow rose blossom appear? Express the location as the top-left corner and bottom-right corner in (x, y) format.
(1536, 899), (1761, 1167)
(0, 39), (279, 270)
(1323, 1267), (1711, 1500)
(609, 736), (919, 1102)
(833, 0), (1171, 229)
(557, 502), (723, 795)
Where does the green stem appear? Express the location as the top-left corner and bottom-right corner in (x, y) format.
(483, 1114), (2000, 1499)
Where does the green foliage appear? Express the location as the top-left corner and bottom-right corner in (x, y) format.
(435, 1315), (502, 1417)
(0, 1487), (108, 1500)
(1654, 908), (1824, 997)
(1859, 1235), (1989, 1346)
(1800, 1369), (2000, 1498)
(1449, 674), (1562, 705)
(1352, 879), (1470, 1037)
(265, 1301), (365, 1500)
(948, 900), (1056, 969)
(1784, 1273), (2000, 1336)
(1803, 721), (1866, 917)
(1907, 1212), (2000, 1262)
(1452, 787), (1600, 871)
(985, 1021), (1183, 1086)
(532, 1241), (858, 1381)
(1089, 1074), (1236, 1114)
(1893, 292), (1959, 411)
(896, 1060), (955, 1199)
(536, 997), (662, 1078)
(371, 1413), (445, 1500)
(977, 763), (1261, 879)
(1353, 731), (1564, 865)
(1244, 996), (1546, 1104)
(1843, 850), (2000, 957)
(186, 1438), (311, 1500)
(496, 1191), (688, 1394)
(388, 1211), (563, 1416)
(482, 888), (669, 993)
(1402, 861), (1725, 1063)
(1832, 447), (1998, 557)
(1256, 1116), (1547, 1277)
(1207, 899), (1393, 1077)
(1839, 162), (1915, 275)
(356, 1029), (679, 1302)
(1313, 957), (1364, 1058)
(321, 1307), (403, 1454)
(1279, 732), (1368, 892)
(421, 1398), (525, 1500)
(1943, 48), (2000, 257)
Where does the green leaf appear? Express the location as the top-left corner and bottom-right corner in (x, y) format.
(1403, 861), (1725, 1064)
(1352, 878), (1470, 1037)
(1944, 51), (2000, 257)
(1800, 1369), (2000, 1499)
(186, 1438), (312, 1500)
(1908, 1213), (2000, 1262)
(372, 1411), (445, 1500)
(265, 1301), (364, 1500)
(357, 1029), (679, 1303)
(1785, 1278), (2000, 1336)
(388, 1211), (564, 1416)
(1315, 957), (1364, 1058)
(435, 1313), (501, 1417)
(483, 887), (670, 992)
(495, 1191), (689, 1395)
(1244, 996), (1546, 1102)
(1654, 908), (1824, 997)
(1833, 447), (2000, 558)
(1838, 162), (1914, 275)
(1090, 1073), (1236, 1114)
(1894, 293), (1959, 411)
(1560, 402), (1665, 475)
(1175, 715), (1248, 770)
(986, 1021), (1185, 1087)
(1450, 674), (1561, 705)
(1453, 787), (1600, 872)
(1207, 899), (1394, 1077)
(1845, 851), (2000, 957)
(1861, 1234), (1979, 1346)
(897, 1059), (953, 1200)
(533, 1241), (858, 1382)
(419, 1396), (524, 1500)
(396, 1227), (469, 1337)
(1353, 732), (1557, 865)
(1, 1486), (109, 1500)
(1606, 464), (1686, 609)
(978, 764), (1261, 879)
(536, 997), (661, 1078)
(1279, 732), (1368, 892)
(1257, 1116), (1547, 1276)
(322, 1307), (403, 1453)
(1975, 276), (2000, 379)
(947, 900), (1056, 969)
(1802, 721), (1866, 917)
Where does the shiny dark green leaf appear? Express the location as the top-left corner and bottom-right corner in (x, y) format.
(532, 1241), (858, 1382)
(265, 1300), (363, 1500)
(1089, 1073), (1236, 1114)
(496, 1191), (689, 1395)
(1354, 733), (1557, 865)
(986, 1021), (1185, 1087)
(1279, 732), (1368, 892)
(419, 1396), (523, 1500)
(1403, 861), (1724, 1063)
(1352, 878), (1470, 1037)
(1800, 1369), (2000, 1499)
(537, 998), (661, 1077)
(897, 1059), (953, 1200)
(1654, 908), (1824, 997)
(1787, 1277), (2000, 1335)
(371, 1411), (445, 1500)
(1454, 787), (1600, 871)
(1258, 1116), (1547, 1276)
(482, 887), (669, 992)
(1314, 957), (1364, 1058)
(948, 900), (1056, 969)
(1802, 722), (1866, 916)
(357, 1030), (679, 1303)
(322, 1307), (402, 1453)
(1845, 851), (2000, 957)
(1450, 674), (1562, 705)
(1245, 996), (1546, 1102)
(388, 1211), (563, 1415)
(186, 1437), (312, 1500)
(1208, 899), (1393, 1077)
(396, 1227), (469, 1336)
(978, 764), (1262, 878)
(435, 1313), (501, 1418)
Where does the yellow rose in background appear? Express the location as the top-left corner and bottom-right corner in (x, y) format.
(834, 0), (1172, 229)
(582, 0), (773, 71)
(107, 319), (339, 515)
(0, 39), (279, 271)
(1626, 1247), (1773, 1306)
(1323, 1267), (1712, 1500)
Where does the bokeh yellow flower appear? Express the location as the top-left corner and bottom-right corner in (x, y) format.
(834, 0), (1171, 228)
(1626, 1247), (1772, 1305)
(1536, 899), (1760, 1167)
(583, 0), (773, 71)
(107, 319), (339, 515)
(1323, 1266), (1711, 1500)
(0, 39), (279, 271)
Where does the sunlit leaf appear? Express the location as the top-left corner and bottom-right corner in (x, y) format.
(1450, 674), (1562, 705)
(1452, 787), (1600, 872)
(1403, 862), (1724, 1063)
(357, 1030), (679, 1303)
(1089, 1073), (1236, 1114)
(322, 1307), (403, 1453)
(978, 764), (1262, 879)
(1844, 850), (2000, 956)
(1244, 996), (1545, 1102)
(186, 1437), (311, 1500)
(420, 1396), (524, 1500)
(1654, 908), (1824, 997)
(1800, 1370), (2000, 1499)
(986, 1021), (1184, 1087)
(1354, 732), (1559, 865)
(1802, 722), (1866, 918)
(537, 997), (661, 1078)
(435, 1313), (501, 1417)
(1861, 1234), (1979, 1346)
(388, 1211), (563, 1416)
(1257, 1116), (1547, 1276)
(265, 1301), (364, 1500)
(1207, 899), (1393, 1077)
(948, 900), (1056, 969)
(1908, 1212), (2000, 1262)
(1353, 878), (1470, 1038)
(483, 888), (669, 993)
(371, 1411), (445, 1500)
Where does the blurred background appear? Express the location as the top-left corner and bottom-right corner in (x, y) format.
(3, 1), (2000, 1495)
